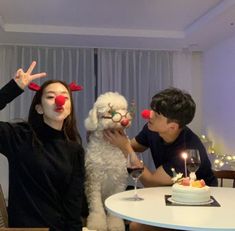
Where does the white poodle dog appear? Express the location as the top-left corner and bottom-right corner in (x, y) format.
(85, 92), (133, 231)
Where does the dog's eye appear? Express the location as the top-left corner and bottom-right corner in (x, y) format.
(112, 113), (122, 122)
(108, 110), (116, 117)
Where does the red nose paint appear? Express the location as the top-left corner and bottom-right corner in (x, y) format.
(55, 95), (66, 107)
(141, 109), (151, 119)
(121, 118), (129, 127)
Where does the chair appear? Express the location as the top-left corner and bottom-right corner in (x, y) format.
(213, 170), (235, 187)
(0, 184), (8, 227)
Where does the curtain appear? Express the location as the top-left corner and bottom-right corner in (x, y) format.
(172, 50), (203, 135)
(172, 49), (193, 92)
(0, 45), (95, 142)
(0, 46), (18, 122)
(97, 48), (174, 171)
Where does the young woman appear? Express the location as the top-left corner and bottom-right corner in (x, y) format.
(0, 61), (85, 231)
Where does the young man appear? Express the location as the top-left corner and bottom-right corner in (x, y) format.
(104, 87), (217, 231)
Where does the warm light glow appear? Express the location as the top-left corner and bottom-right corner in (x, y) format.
(182, 152), (187, 159)
(201, 135), (206, 139)
(219, 162), (224, 167)
(226, 155), (232, 161)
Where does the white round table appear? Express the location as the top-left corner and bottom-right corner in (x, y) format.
(105, 187), (235, 231)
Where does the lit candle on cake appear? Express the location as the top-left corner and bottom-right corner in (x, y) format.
(182, 152), (188, 178)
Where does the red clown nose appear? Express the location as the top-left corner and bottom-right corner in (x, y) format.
(141, 109), (151, 119)
(55, 95), (66, 107)
(121, 118), (129, 127)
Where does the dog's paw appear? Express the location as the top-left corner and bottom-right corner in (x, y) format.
(107, 215), (125, 231)
(87, 212), (107, 231)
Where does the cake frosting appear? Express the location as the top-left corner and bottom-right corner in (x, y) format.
(171, 179), (211, 203)
(171, 183), (211, 203)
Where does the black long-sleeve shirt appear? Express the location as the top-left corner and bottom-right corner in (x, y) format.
(0, 80), (85, 231)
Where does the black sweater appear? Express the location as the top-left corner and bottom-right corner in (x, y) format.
(0, 80), (85, 231)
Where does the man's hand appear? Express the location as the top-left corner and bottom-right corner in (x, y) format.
(103, 129), (134, 156)
(14, 61), (47, 89)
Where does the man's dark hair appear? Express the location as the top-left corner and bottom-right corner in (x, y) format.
(150, 88), (196, 128)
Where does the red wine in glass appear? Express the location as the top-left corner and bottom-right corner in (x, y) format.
(127, 167), (144, 179)
(127, 153), (144, 200)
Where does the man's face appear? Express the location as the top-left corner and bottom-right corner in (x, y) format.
(147, 110), (172, 134)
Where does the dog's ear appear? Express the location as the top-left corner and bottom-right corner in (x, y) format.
(84, 107), (98, 131)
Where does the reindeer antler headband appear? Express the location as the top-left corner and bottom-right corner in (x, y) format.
(28, 82), (83, 92)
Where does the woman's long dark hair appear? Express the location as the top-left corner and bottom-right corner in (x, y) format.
(28, 80), (82, 144)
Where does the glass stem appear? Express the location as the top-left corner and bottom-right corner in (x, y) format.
(134, 178), (138, 199)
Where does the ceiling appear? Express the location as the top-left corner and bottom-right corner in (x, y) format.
(0, 0), (235, 51)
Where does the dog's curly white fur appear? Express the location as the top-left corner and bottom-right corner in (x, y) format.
(85, 92), (131, 231)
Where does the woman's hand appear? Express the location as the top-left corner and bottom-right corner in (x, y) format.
(103, 129), (134, 156)
(14, 61), (47, 89)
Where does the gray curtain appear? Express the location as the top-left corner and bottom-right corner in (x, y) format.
(97, 48), (174, 171)
(0, 45), (95, 141)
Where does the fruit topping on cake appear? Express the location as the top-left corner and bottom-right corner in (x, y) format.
(171, 168), (207, 188)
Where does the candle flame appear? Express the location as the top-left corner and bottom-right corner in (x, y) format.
(182, 152), (187, 159)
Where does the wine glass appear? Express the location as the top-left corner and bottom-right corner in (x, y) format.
(185, 149), (201, 181)
(127, 153), (144, 201)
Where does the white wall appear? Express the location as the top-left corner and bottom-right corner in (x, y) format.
(203, 34), (235, 155)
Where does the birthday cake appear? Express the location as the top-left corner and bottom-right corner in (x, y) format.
(171, 178), (211, 204)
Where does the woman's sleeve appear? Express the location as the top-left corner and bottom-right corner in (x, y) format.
(0, 79), (24, 110)
(0, 80), (24, 156)
(63, 145), (85, 231)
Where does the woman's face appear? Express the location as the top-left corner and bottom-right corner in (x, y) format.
(35, 82), (71, 130)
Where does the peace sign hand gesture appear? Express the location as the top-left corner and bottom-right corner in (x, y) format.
(14, 61), (47, 89)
